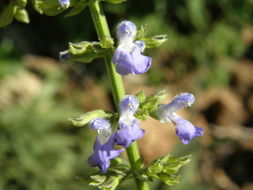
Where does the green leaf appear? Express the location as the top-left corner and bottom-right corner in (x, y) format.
(0, 3), (16, 27)
(69, 109), (113, 127)
(101, 0), (127, 4)
(135, 158), (144, 170)
(158, 173), (180, 186)
(100, 36), (114, 49)
(65, 0), (87, 17)
(36, 0), (66, 16)
(146, 159), (163, 178)
(135, 90), (167, 121)
(100, 175), (123, 190)
(90, 175), (107, 186)
(14, 8), (29, 24)
(16, 0), (27, 7)
(141, 35), (167, 48)
(90, 175), (123, 190)
(136, 91), (146, 103)
(143, 154), (192, 186)
(136, 25), (148, 40)
(62, 41), (107, 63)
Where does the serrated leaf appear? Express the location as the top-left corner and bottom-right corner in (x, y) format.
(65, 0), (87, 17)
(0, 3), (16, 27)
(69, 109), (112, 127)
(141, 35), (167, 48)
(14, 8), (29, 23)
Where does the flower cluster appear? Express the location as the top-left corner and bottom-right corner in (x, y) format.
(112, 21), (152, 75)
(88, 95), (144, 172)
(87, 21), (203, 173)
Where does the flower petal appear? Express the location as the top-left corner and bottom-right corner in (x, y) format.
(112, 48), (134, 75)
(88, 135), (124, 173)
(131, 47), (152, 74)
(169, 114), (203, 144)
(115, 118), (144, 148)
(119, 95), (139, 114)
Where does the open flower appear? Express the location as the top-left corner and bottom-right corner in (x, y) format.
(88, 118), (124, 173)
(112, 21), (152, 76)
(114, 95), (145, 147)
(115, 118), (144, 147)
(156, 93), (203, 144)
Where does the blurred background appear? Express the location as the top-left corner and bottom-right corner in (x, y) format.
(0, 0), (253, 189)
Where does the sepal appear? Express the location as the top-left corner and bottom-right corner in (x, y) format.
(134, 90), (167, 120)
(69, 109), (112, 127)
(136, 25), (167, 48)
(141, 35), (167, 48)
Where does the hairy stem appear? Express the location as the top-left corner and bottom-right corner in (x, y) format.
(89, 1), (149, 190)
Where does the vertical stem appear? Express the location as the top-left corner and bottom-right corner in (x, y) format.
(89, 1), (149, 190)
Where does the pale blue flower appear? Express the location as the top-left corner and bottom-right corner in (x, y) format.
(156, 93), (203, 144)
(113, 21), (152, 76)
(88, 118), (124, 173)
(114, 95), (145, 147)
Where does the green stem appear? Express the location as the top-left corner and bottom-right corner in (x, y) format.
(89, 1), (149, 190)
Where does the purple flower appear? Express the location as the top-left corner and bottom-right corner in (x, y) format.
(116, 21), (137, 43)
(156, 93), (203, 144)
(115, 118), (144, 148)
(59, 0), (70, 8)
(114, 95), (144, 147)
(90, 118), (112, 144)
(88, 118), (124, 173)
(169, 114), (203, 144)
(119, 95), (139, 114)
(113, 20), (152, 76)
(88, 135), (124, 173)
